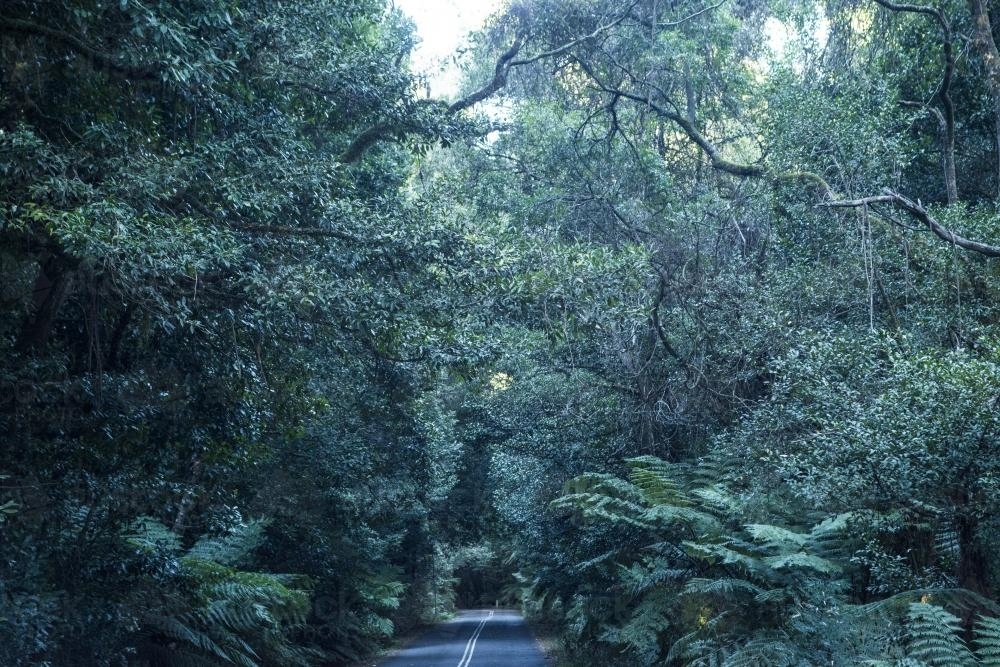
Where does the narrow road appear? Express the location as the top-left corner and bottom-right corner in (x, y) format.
(376, 609), (548, 667)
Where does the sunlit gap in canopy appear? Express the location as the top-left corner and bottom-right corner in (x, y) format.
(395, 0), (510, 150)
(395, 0), (505, 99)
(759, 3), (831, 76)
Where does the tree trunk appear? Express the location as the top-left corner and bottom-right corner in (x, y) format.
(969, 0), (1000, 199)
(15, 257), (73, 354)
(956, 511), (993, 596)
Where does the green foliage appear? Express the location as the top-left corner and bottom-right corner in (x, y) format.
(733, 332), (1000, 595)
(5, 0), (1000, 664)
(543, 456), (859, 664)
(904, 602), (976, 667)
(0, 0), (501, 663)
(124, 517), (321, 666)
(975, 615), (1000, 667)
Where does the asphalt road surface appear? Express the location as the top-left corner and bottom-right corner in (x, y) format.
(376, 609), (548, 667)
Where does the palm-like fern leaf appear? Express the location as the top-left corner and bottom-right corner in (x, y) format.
(186, 519), (269, 566)
(905, 602), (975, 667)
(974, 614), (1000, 666)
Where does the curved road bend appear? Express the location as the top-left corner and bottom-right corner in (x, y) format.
(376, 609), (548, 667)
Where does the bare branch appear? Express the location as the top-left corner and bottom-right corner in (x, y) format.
(629, 0), (728, 29)
(507, 2), (640, 68)
(449, 29), (528, 113)
(590, 85), (765, 177)
(340, 2), (641, 163)
(819, 189), (1000, 257)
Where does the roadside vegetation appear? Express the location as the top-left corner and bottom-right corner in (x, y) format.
(4, 1), (1000, 665)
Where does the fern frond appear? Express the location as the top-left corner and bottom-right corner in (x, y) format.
(613, 558), (683, 599)
(626, 456), (692, 507)
(806, 513), (855, 561)
(186, 519), (269, 566)
(683, 577), (765, 598)
(691, 485), (740, 514)
(599, 588), (672, 664)
(561, 472), (642, 500)
(683, 541), (770, 580)
(721, 636), (800, 667)
(753, 587), (790, 604)
(974, 614), (1000, 666)
(144, 614), (235, 663)
(125, 516), (182, 553)
(665, 612), (732, 664)
(745, 524), (808, 552)
(763, 552), (842, 575)
(643, 503), (723, 535)
(905, 602), (975, 667)
(859, 589), (1000, 618)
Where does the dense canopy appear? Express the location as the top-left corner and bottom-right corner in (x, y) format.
(3, 1), (1000, 665)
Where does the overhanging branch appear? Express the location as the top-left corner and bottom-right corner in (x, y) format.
(338, 32), (527, 163)
(340, 4), (639, 163)
(819, 189), (1000, 258)
(585, 83), (766, 178)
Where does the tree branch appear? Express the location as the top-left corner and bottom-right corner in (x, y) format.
(337, 31), (527, 164)
(338, 122), (400, 164)
(874, 0), (957, 203)
(628, 0), (728, 30)
(819, 189), (1000, 257)
(586, 84), (766, 177)
(506, 2), (640, 69)
(0, 17), (158, 80)
(448, 29), (528, 113)
(339, 3), (639, 163)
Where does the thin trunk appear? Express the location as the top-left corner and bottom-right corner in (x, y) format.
(939, 12), (958, 204)
(956, 511), (992, 596)
(105, 303), (135, 370)
(968, 0), (1000, 199)
(875, 1), (957, 203)
(171, 458), (203, 535)
(15, 257), (73, 354)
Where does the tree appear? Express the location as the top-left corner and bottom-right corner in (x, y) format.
(0, 0), (505, 663)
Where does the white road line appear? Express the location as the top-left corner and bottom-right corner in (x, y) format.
(457, 610), (494, 667)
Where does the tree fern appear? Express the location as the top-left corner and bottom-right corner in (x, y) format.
(553, 456), (862, 665)
(550, 472), (648, 527)
(904, 602), (976, 667)
(599, 587), (673, 666)
(721, 635), (802, 667)
(974, 615), (1000, 666)
(745, 523), (808, 551)
(125, 515), (182, 553)
(125, 518), (321, 666)
(763, 552), (842, 575)
(644, 502), (723, 536)
(627, 455), (693, 507)
(186, 519), (269, 567)
(665, 613), (733, 665)
(683, 577), (766, 599)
